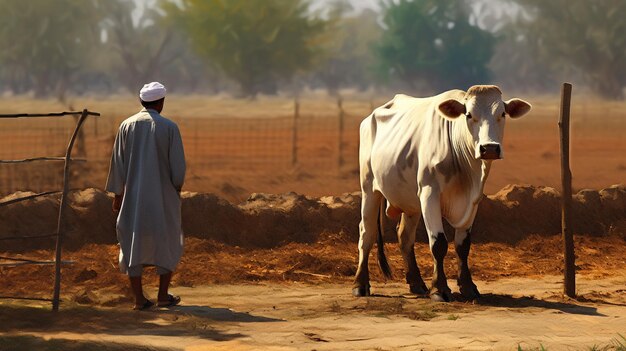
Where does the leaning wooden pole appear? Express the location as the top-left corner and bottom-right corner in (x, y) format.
(292, 98), (300, 166)
(558, 83), (576, 298)
(337, 97), (345, 168)
(52, 109), (90, 311)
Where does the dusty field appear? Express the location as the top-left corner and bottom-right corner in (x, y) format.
(2, 232), (626, 350)
(1, 93), (625, 350)
(1, 184), (626, 350)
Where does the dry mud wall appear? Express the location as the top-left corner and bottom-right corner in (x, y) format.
(1, 184), (624, 252)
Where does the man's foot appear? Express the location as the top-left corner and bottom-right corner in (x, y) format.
(133, 299), (154, 311)
(157, 294), (181, 308)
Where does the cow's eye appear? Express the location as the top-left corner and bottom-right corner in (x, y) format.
(501, 112), (506, 118)
(466, 112), (472, 119)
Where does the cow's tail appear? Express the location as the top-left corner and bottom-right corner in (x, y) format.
(377, 198), (393, 279)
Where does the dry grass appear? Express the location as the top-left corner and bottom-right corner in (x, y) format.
(2, 235), (625, 306)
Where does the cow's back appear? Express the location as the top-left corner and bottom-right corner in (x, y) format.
(365, 90), (464, 150)
(359, 90), (466, 214)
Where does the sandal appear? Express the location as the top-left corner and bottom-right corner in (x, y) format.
(133, 299), (154, 311)
(157, 294), (181, 308)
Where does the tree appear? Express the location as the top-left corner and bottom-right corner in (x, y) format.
(96, 0), (182, 94)
(167, 0), (328, 97)
(489, 24), (560, 94)
(0, 0), (99, 101)
(310, 4), (381, 96)
(512, 0), (626, 99)
(374, 0), (495, 92)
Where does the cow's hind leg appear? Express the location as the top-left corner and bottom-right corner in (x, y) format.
(419, 185), (453, 302)
(397, 213), (428, 295)
(454, 228), (480, 300)
(353, 191), (381, 297)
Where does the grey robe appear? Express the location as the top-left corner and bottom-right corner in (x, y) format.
(106, 108), (186, 273)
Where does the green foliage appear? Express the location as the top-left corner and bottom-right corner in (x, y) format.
(616, 333), (626, 350)
(96, 0), (182, 93)
(375, 0), (495, 92)
(0, 0), (99, 99)
(517, 334), (626, 351)
(597, 333), (626, 350)
(168, 0), (328, 97)
(513, 0), (626, 99)
(310, 5), (381, 95)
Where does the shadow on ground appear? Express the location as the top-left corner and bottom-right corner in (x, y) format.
(476, 293), (605, 316)
(346, 291), (607, 318)
(0, 334), (175, 351)
(0, 303), (279, 341)
(166, 305), (281, 322)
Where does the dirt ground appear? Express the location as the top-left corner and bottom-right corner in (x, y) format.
(1, 234), (626, 350)
(1, 273), (626, 351)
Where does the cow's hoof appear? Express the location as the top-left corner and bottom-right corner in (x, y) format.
(460, 285), (481, 300)
(352, 286), (370, 297)
(430, 290), (453, 302)
(409, 282), (429, 295)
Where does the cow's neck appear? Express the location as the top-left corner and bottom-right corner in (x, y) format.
(450, 120), (490, 191)
(440, 120), (492, 228)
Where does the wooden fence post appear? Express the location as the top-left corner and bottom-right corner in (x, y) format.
(559, 82), (576, 298)
(52, 109), (89, 311)
(94, 114), (99, 138)
(194, 119), (199, 159)
(292, 98), (299, 166)
(337, 97), (345, 168)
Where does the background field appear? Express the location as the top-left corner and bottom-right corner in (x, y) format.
(1, 93), (624, 201)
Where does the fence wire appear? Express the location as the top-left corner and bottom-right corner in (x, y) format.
(4, 98), (622, 197)
(0, 107), (365, 196)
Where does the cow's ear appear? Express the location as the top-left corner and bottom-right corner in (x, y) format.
(438, 99), (466, 119)
(505, 98), (531, 119)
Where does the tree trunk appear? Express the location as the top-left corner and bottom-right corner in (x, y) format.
(34, 73), (50, 98)
(593, 77), (623, 100)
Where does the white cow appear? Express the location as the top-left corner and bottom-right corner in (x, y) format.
(354, 85), (531, 301)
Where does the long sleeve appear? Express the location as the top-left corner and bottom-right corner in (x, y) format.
(169, 124), (186, 191)
(105, 126), (126, 195)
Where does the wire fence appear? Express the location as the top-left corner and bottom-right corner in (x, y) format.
(0, 110), (99, 311)
(0, 100), (365, 196)
(2, 97), (624, 197)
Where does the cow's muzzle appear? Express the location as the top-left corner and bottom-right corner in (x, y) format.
(479, 143), (501, 160)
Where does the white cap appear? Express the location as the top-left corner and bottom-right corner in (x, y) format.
(139, 82), (166, 102)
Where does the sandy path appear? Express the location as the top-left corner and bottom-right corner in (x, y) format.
(3, 274), (626, 351)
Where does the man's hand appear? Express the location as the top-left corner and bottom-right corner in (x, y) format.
(112, 194), (123, 213)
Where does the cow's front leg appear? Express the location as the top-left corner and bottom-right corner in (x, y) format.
(419, 186), (452, 302)
(353, 191), (381, 297)
(454, 228), (480, 300)
(397, 213), (428, 295)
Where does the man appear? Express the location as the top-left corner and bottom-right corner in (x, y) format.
(106, 81), (186, 310)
